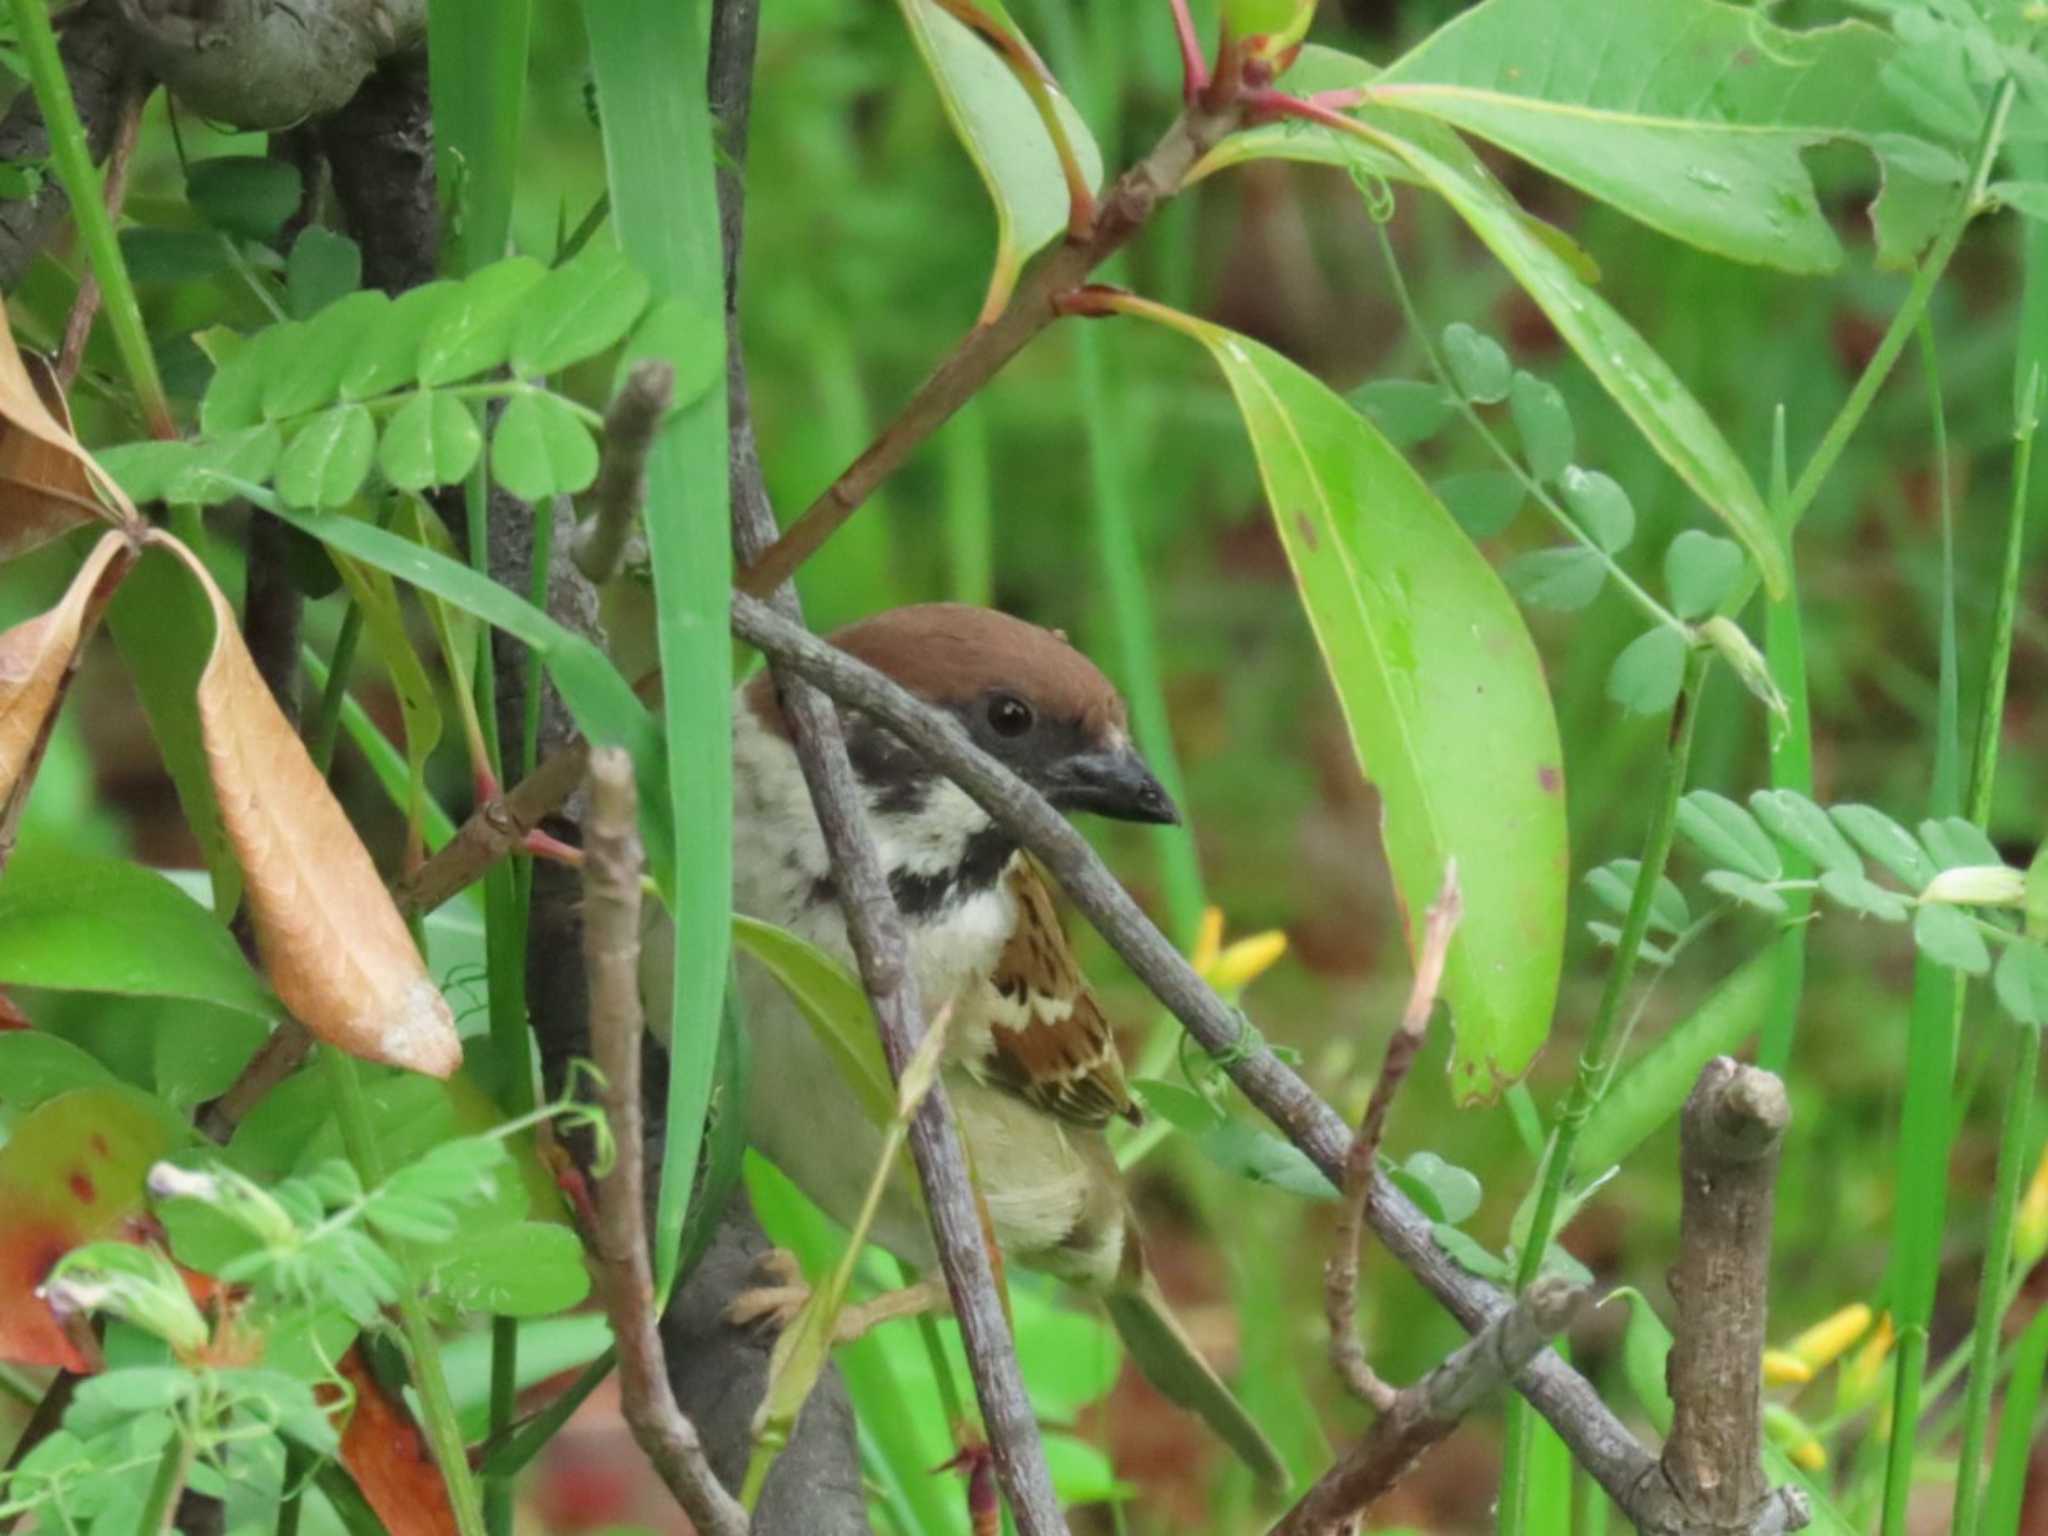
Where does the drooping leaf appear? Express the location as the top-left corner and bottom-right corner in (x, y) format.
(0, 338), (131, 559)
(149, 530), (460, 1077)
(1127, 302), (1566, 1102)
(0, 1086), (182, 1369)
(894, 0), (1102, 320)
(0, 532), (129, 811)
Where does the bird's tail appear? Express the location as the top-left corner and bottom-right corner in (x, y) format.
(1104, 1252), (1289, 1494)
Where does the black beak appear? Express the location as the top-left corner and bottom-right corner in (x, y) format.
(1052, 745), (1180, 825)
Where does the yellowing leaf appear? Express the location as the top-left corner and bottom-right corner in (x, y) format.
(0, 532), (132, 813)
(0, 323), (138, 560)
(150, 528), (459, 1078)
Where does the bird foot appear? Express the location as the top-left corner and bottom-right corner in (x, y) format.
(724, 1252), (950, 1343)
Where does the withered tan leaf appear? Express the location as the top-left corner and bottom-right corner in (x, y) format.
(0, 531), (132, 813)
(0, 312), (138, 561)
(151, 528), (460, 1078)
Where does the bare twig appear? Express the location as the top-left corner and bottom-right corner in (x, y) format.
(583, 746), (750, 1536)
(1273, 1276), (1588, 1536)
(573, 361), (675, 583)
(1633, 1059), (1807, 1536)
(735, 88), (1246, 597)
(1326, 863), (1463, 1413)
(55, 77), (144, 388)
(197, 1020), (311, 1144)
(729, 593), (1708, 1523)
(394, 741), (590, 916)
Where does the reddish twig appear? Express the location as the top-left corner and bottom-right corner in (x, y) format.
(1325, 862), (1464, 1411)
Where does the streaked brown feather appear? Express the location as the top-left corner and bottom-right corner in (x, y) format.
(977, 856), (1139, 1130)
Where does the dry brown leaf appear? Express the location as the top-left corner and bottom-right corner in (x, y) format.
(150, 527), (460, 1078)
(0, 315), (138, 561)
(331, 1343), (461, 1536)
(0, 531), (132, 812)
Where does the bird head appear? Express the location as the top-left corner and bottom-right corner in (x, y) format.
(767, 604), (1180, 827)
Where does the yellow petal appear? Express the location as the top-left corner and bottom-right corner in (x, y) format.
(1787, 1302), (1873, 1373)
(1842, 1312), (1896, 1402)
(1762, 1349), (1813, 1386)
(1208, 930), (1288, 993)
(1790, 1438), (1828, 1472)
(1190, 907), (1225, 978)
(2016, 1144), (2048, 1263)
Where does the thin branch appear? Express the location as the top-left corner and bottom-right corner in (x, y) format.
(1633, 1059), (1807, 1536)
(1273, 1276), (1588, 1536)
(573, 361), (675, 583)
(197, 1020), (311, 1144)
(735, 86), (1247, 597)
(55, 75), (144, 388)
(729, 593), (1703, 1524)
(394, 741), (590, 916)
(583, 745), (750, 1536)
(1326, 863), (1463, 1413)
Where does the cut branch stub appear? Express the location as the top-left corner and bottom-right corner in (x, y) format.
(149, 526), (460, 1078)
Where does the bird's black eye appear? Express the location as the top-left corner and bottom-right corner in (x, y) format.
(986, 692), (1034, 738)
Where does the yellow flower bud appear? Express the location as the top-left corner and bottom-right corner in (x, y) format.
(1763, 1349), (1814, 1386)
(1190, 907), (1225, 979)
(1839, 1312), (1896, 1413)
(1208, 930), (1289, 993)
(1787, 1302), (1874, 1375)
(2016, 1145), (2048, 1265)
(1764, 1403), (1826, 1472)
(1790, 1438), (1828, 1472)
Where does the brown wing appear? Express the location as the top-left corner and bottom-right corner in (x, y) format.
(976, 856), (1140, 1130)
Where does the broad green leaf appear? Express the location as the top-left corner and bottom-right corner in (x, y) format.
(1607, 628), (1686, 714)
(1561, 466), (1633, 553)
(201, 324), (299, 436)
(1509, 370), (1572, 481)
(187, 156), (302, 241)
(259, 500), (672, 893)
(1832, 804), (1938, 890)
(511, 240), (653, 377)
(120, 228), (231, 286)
(1441, 322), (1510, 402)
(490, 392), (599, 500)
(1130, 305), (1565, 1102)
(730, 915), (893, 1128)
(275, 405), (375, 508)
(1750, 790), (1860, 876)
(895, 0), (1102, 319)
(264, 291), (386, 417)
(379, 391), (483, 491)
(1912, 904), (1991, 977)
(1434, 470), (1522, 537)
(96, 441), (198, 505)
(433, 1221), (590, 1316)
(1378, 0), (1962, 271)
(1664, 530), (1744, 619)
(1679, 790), (1781, 881)
(169, 425), (285, 507)
(0, 1031), (116, 1112)
(416, 257), (548, 387)
(285, 228), (363, 319)
(1505, 545), (1604, 611)
(1211, 53), (1788, 594)
(340, 280), (462, 399)
(0, 847), (278, 1020)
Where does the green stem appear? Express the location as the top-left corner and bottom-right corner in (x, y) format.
(480, 1347), (616, 1479)
(1514, 650), (1708, 1290)
(941, 398), (993, 606)
(1760, 406), (1813, 1075)
(133, 1429), (191, 1536)
(276, 1440), (311, 1536)
(7, 0), (169, 437)
(320, 1046), (487, 1536)
(482, 1315), (519, 1536)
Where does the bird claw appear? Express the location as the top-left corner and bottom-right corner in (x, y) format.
(723, 1248), (810, 1332)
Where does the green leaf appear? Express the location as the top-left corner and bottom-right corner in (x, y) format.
(0, 1031), (117, 1113)
(895, 0), (1103, 319)
(170, 425), (285, 506)
(379, 391), (484, 491)
(340, 280), (463, 399)
(1432, 1223), (1510, 1281)
(1195, 1119), (1336, 1199)
(730, 915), (893, 1129)
(1395, 1150), (1481, 1224)
(432, 1222), (590, 1316)
(1434, 470), (1522, 537)
(328, 539), (443, 854)
(265, 291), (387, 417)
(285, 228), (363, 319)
(1988, 179), (2048, 222)
(1679, 791), (1782, 881)
(490, 391), (599, 500)
(1350, 379), (1453, 446)
(275, 405), (376, 508)
(1912, 904), (1991, 977)
(511, 240), (653, 376)
(1133, 1078), (1224, 1133)
(1584, 858), (1689, 937)
(1509, 369), (1572, 482)
(1818, 870), (1911, 923)
(2029, 836), (2047, 940)
(1993, 940), (2048, 1026)
(1379, 0), (1954, 273)
(201, 324), (299, 436)
(1703, 870), (1788, 916)
(1663, 530), (1745, 619)
(1920, 815), (2003, 872)
(1561, 466), (1633, 553)
(120, 228), (231, 285)
(96, 441), (197, 505)
(187, 156), (302, 241)
(1832, 804), (1939, 890)
(1505, 546), (1605, 611)
(1441, 322), (1510, 403)
(1131, 306), (1566, 1103)
(1749, 789), (1861, 876)
(1616, 1288), (1675, 1432)
(416, 257), (548, 386)
(0, 850), (278, 1020)
(1606, 628), (1686, 714)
